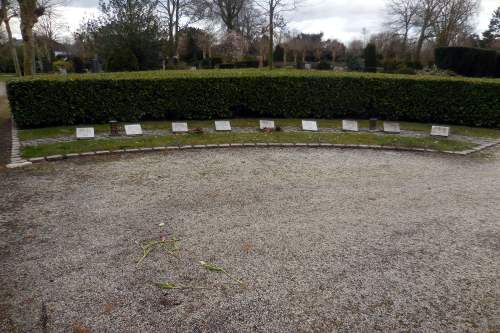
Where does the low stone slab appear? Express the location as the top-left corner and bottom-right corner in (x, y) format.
(172, 122), (188, 133)
(215, 120), (231, 131)
(383, 122), (400, 134)
(342, 120), (359, 132)
(124, 124), (143, 136)
(259, 120), (275, 130)
(302, 120), (318, 132)
(76, 127), (95, 139)
(431, 126), (450, 137)
(7, 161), (32, 168)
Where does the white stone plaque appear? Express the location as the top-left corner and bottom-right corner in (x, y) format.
(259, 120), (275, 130)
(302, 120), (318, 132)
(215, 120), (231, 131)
(383, 122), (400, 134)
(76, 127), (94, 139)
(304, 63), (312, 70)
(431, 126), (450, 137)
(124, 124), (143, 136)
(172, 122), (188, 133)
(342, 120), (359, 132)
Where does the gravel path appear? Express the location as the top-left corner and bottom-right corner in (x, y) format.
(1, 147), (499, 332)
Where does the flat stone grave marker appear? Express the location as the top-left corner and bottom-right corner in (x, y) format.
(431, 126), (450, 137)
(260, 120), (275, 130)
(342, 120), (359, 132)
(124, 124), (143, 136)
(304, 63), (312, 70)
(383, 121), (400, 134)
(215, 120), (231, 131)
(172, 122), (189, 133)
(76, 127), (95, 139)
(302, 120), (318, 131)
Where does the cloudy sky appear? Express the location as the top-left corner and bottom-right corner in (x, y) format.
(54, 0), (499, 42)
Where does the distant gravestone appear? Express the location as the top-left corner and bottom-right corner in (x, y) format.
(172, 122), (188, 133)
(342, 120), (359, 132)
(215, 120), (231, 131)
(76, 127), (95, 139)
(431, 126), (450, 137)
(302, 120), (318, 132)
(383, 122), (400, 134)
(124, 124), (143, 136)
(304, 63), (312, 70)
(259, 120), (275, 130)
(190, 66), (197, 71)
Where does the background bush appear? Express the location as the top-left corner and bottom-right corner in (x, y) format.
(7, 69), (500, 128)
(435, 47), (499, 77)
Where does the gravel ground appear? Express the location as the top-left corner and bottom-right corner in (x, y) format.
(1, 147), (499, 332)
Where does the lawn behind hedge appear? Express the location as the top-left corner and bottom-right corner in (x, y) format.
(8, 69), (500, 129)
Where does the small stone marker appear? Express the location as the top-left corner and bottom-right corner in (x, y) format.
(342, 120), (359, 132)
(383, 121), (400, 134)
(260, 120), (275, 130)
(172, 122), (188, 133)
(124, 124), (143, 136)
(214, 120), (231, 131)
(76, 127), (95, 139)
(302, 120), (318, 132)
(431, 126), (450, 137)
(304, 63), (312, 70)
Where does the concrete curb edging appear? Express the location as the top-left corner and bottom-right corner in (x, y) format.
(6, 121), (32, 169)
(16, 140), (500, 167)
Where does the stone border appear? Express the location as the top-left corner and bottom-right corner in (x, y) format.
(6, 121), (32, 169)
(14, 140), (499, 167)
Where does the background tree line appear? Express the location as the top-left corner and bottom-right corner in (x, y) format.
(0, 0), (499, 75)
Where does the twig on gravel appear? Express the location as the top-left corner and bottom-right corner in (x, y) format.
(199, 261), (243, 285)
(136, 237), (180, 265)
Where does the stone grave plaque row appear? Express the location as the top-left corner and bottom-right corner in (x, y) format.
(76, 127), (95, 139)
(342, 120), (359, 132)
(431, 126), (450, 137)
(302, 120), (318, 132)
(383, 122), (400, 134)
(125, 124), (143, 136)
(172, 122), (189, 133)
(260, 120), (275, 130)
(215, 120), (231, 131)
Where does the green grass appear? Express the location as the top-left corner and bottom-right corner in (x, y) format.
(21, 131), (476, 158)
(18, 118), (500, 141)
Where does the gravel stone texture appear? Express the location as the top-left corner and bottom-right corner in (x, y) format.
(1, 147), (499, 332)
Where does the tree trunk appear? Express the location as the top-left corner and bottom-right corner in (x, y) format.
(415, 16), (429, 64)
(268, 7), (274, 69)
(283, 46), (287, 66)
(19, 0), (38, 76)
(4, 19), (21, 76)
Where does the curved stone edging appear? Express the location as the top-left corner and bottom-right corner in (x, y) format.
(16, 140), (500, 166)
(6, 121), (32, 169)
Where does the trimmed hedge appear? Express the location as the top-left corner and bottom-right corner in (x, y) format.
(7, 69), (500, 128)
(435, 47), (499, 77)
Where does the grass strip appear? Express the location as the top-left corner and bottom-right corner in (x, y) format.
(21, 131), (476, 158)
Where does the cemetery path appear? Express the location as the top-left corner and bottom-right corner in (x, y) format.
(0, 147), (499, 332)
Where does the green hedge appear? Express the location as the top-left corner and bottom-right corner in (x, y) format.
(7, 69), (500, 128)
(435, 47), (499, 77)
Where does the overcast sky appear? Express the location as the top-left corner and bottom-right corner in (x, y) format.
(54, 0), (499, 43)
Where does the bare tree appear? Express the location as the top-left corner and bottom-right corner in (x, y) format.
(385, 0), (418, 56)
(432, 0), (479, 47)
(253, 0), (297, 69)
(199, 0), (247, 31)
(413, 0), (444, 63)
(0, 0), (21, 76)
